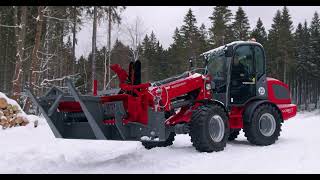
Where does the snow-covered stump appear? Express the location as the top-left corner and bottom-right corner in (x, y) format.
(0, 93), (37, 130)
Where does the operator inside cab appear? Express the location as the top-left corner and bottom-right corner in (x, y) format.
(231, 53), (249, 86)
(230, 51), (252, 104)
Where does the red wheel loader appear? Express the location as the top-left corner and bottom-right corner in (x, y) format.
(26, 41), (297, 152)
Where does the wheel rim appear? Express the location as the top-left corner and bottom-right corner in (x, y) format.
(209, 115), (225, 142)
(259, 113), (276, 137)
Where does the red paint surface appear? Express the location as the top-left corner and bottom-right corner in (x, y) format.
(277, 104), (297, 120)
(58, 101), (82, 112)
(266, 77), (297, 121)
(229, 106), (244, 129)
(267, 77), (291, 104)
(93, 80), (98, 96)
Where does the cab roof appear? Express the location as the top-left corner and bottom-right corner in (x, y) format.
(201, 40), (263, 57)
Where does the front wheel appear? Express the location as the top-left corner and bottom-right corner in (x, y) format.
(243, 104), (282, 146)
(189, 104), (230, 152)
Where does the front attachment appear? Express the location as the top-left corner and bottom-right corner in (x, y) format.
(26, 80), (109, 140)
(26, 79), (169, 141)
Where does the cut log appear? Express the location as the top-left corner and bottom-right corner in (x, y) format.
(9, 109), (14, 115)
(0, 110), (3, 118)
(0, 116), (7, 122)
(0, 116), (6, 126)
(2, 122), (9, 129)
(21, 117), (29, 126)
(9, 118), (16, 128)
(7, 104), (13, 110)
(3, 109), (9, 116)
(12, 105), (19, 113)
(1, 116), (8, 129)
(0, 98), (8, 109)
(15, 116), (24, 125)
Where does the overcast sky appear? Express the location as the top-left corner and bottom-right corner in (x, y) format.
(76, 6), (320, 59)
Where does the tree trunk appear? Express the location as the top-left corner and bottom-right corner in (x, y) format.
(43, 6), (51, 95)
(104, 6), (112, 90)
(72, 6), (77, 75)
(30, 6), (44, 91)
(4, 27), (9, 93)
(24, 6), (44, 112)
(12, 6), (27, 101)
(59, 22), (64, 87)
(91, 6), (97, 94)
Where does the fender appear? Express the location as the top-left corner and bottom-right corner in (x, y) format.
(243, 100), (283, 123)
(198, 99), (229, 116)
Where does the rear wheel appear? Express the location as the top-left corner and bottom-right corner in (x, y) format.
(141, 132), (176, 150)
(189, 104), (229, 152)
(228, 129), (241, 141)
(243, 104), (282, 145)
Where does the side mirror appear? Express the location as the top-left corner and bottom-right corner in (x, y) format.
(225, 46), (233, 57)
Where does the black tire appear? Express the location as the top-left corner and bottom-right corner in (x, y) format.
(243, 104), (282, 146)
(228, 129), (241, 141)
(189, 104), (230, 152)
(142, 132), (176, 150)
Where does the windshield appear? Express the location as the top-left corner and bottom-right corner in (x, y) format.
(203, 53), (228, 92)
(207, 54), (226, 79)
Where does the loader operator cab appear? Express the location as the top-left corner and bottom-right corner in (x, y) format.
(201, 41), (267, 107)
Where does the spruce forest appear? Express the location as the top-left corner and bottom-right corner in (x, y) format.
(0, 6), (319, 112)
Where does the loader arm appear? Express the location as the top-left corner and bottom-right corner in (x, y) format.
(110, 64), (129, 84)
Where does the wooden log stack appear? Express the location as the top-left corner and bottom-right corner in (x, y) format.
(0, 97), (30, 129)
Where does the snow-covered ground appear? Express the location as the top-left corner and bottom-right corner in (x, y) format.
(0, 110), (319, 174)
(0, 100), (319, 173)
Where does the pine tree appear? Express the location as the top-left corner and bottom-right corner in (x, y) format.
(266, 10), (282, 79)
(309, 12), (320, 78)
(232, 6), (250, 41)
(180, 9), (203, 70)
(172, 27), (184, 49)
(141, 32), (166, 81)
(155, 41), (167, 80)
(181, 9), (199, 47)
(309, 12), (320, 106)
(180, 9), (201, 59)
(141, 34), (151, 81)
(250, 18), (267, 46)
(279, 6), (294, 84)
(293, 22), (311, 105)
(198, 23), (210, 53)
(167, 27), (185, 76)
(209, 6), (232, 47)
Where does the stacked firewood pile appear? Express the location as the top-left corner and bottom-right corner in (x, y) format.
(0, 97), (29, 129)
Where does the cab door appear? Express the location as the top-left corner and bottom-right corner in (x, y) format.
(230, 45), (256, 105)
(254, 45), (268, 100)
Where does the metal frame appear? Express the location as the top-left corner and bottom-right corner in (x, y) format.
(26, 79), (169, 142)
(66, 79), (107, 140)
(26, 88), (62, 138)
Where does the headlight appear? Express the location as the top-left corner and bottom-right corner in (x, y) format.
(205, 83), (211, 90)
